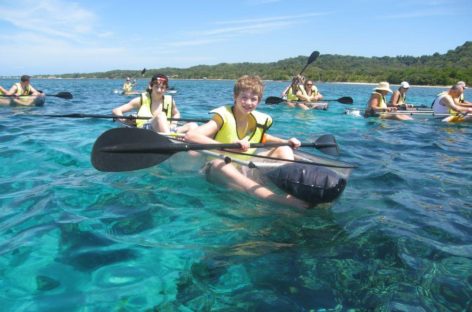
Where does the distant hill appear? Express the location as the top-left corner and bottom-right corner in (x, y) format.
(38, 41), (472, 86)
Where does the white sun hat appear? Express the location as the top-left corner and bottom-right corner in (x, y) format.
(400, 81), (410, 89)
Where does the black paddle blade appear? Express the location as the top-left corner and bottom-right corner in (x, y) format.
(338, 97), (353, 104)
(307, 51), (320, 65)
(299, 51), (320, 75)
(91, 128), (173, 172)
(55, 92), (73, 99)
(141, 68), (146, 75)
(314, 134), (339, 156)
(265, 96), (285, 104)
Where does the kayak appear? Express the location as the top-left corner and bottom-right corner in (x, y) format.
(92, 127), (354, 206)
(286, 101), (328, 110)
(346, 108), (439, 116)
(305, 102), (328, 110)
(345, 108), (472, 123)
(194, 147), (353, 206)
(0, 94), (46, 106)
(123, 91), (141, 96)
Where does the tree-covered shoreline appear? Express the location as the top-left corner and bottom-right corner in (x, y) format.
(35, 42), (471, 86)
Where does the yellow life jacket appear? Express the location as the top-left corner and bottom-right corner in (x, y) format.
(365, 92), (387, 117)
(123, 82), (133, 93)
(298, 85), (319, 101)
(373, 91), (387, 109)
(14, 83), (31, 96)
(135, 92), (173, 128)
(286, 86), (299, 101)
(211, 105), (272, 158)
(399, 92), (406, 104)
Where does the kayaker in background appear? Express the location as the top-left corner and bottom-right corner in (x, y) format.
(8, 75), (41, 96)
(112, 73), (197, 133)
(185, 75), (310, 209)
(297, 79), (323, 104)
(389, 81), (413, 109)
(122, 77), (135, 94)
(432, 84), (472, 115)
(281, 75), (312, 110)
(364, 81), (412, 120)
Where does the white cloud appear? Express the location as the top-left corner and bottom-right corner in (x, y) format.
(176, 12), (329, 46)
(0, 0), (102, 42)
(213, 12), (329, 25)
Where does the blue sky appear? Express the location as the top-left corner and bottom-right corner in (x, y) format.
(0, 0), (470, 75)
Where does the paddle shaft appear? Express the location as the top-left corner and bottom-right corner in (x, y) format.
(266, 96), (353, 105)
(101, 141), (336, 153)
(92, 128), (342, 171)
(32, 113), (209, 123)
(384, 111), (448, 117)
(203, 149), (356, 169)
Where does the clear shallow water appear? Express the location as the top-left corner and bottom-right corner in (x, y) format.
(1, 79), (471, 311)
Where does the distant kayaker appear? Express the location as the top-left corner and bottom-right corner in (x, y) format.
(8, 75), (41, 96)
(185, 75), (310, 209)
(432, 84), (472, 115)
(294, 79), (324, 109)
(122, 77), (134, 94)
(281, 75), (312, 110)
(300, 80), (323, 103)
(389, 81), (413, 109)
(282, 75), (303, 100)
(112, 73), (197, 133)
(364, 81), (412, 120)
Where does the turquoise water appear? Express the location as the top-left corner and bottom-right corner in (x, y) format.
(1, 78), (471, 311)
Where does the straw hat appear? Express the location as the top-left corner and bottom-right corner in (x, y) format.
(400, 81), (410, 89)
(373, 81), (393, 93)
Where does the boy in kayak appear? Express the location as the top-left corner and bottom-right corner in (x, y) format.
(364, 81), (412, 120)
(185, 75), (309, 209)
(8, 75), (42, 96)
(113, 73), (197, 133)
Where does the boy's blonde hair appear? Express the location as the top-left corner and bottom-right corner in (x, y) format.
(234, 75), (264, 99)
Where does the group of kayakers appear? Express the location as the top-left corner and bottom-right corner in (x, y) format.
(365, 80), (471, 120)
(109, 73), (470, 207)
(0, 75), (42, 97)
(112, 73), (310, 209)
(280, 75), (324, 110)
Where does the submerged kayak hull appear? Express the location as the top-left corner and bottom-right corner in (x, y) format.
(200, 149), (352, 206)
(0, 94), (46, 106)
(306, 102), (328, 110)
